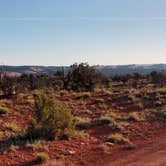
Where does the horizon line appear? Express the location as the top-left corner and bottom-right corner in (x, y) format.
(0, 63), (166, 67)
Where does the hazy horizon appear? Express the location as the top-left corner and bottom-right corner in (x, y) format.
(0, 0), (166, 65)
(1, 63), (166, 67)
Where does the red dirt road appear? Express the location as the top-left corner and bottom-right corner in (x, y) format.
(104, 132), (166, 166)
(43, 128), (166, 166)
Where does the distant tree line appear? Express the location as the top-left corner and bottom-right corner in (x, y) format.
(111, 71), (166, 88)
(1, 62), (166, 97)
(0, 63), (108, 96)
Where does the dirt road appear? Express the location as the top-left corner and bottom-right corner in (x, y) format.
(42, 128), (166, 166)
(105, 133), (166, 166)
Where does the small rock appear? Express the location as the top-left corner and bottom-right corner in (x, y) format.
(105, 142), (114, 146)
(63, 150), (76, 155)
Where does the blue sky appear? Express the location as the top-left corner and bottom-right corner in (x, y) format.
(0, 0), (166, 65)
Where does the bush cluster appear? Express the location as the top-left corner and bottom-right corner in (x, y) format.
(26, 93), (76, 140)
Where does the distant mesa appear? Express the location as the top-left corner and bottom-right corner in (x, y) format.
(1, 64), (166, 77)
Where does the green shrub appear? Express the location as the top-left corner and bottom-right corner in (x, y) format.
(6, 123), (18, 132)
(59, 90), (68, 96)
(109, 122), (124, 131)
(0, 105), (10, 115)
(106, 134), (129, 144)
(65, 63), (105, 91)
(0, 131), (4, 137)
(136, 102), (144, 109)
(128, 95), (143, 109)
(109, 111), (121, 119)
(54, 85), (61, 91)
(154, 101), (162, 107)
(7, 145), (19, 152)
(142, 109), (156, 117)
(98, 111), (122, 126)
(26, 93), (76, 141)
(157, 111), (166, 120)
(35, 152), (50, 163)
(76, 117), (92, 129)
(82, 109), (92, 114)
(98, 116), (114, 125)
(0, 76), (16, 96)
(128, 112), (141, 121)
(128, 95), (137, 103)
(26, 140), (48, 151)
(94, 98), (105, 104)
(75, 92), (91, 100)
(103, 89), (112, 96)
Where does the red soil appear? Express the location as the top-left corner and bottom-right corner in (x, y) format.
(0, 91), (166, 166)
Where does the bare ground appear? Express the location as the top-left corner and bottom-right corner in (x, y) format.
(102, 130), (166, 166)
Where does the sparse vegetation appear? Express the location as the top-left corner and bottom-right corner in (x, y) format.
(76, 117), (92, 129)
(0, 131), (4, 138)
(98, 116), (114, 125)
(6, 123), (18, 132)
(0, 63), (166, 165)
(123, 143), (136, 150)
(109, 111), (121, 119)
(75, 92), (91, 99)
(127, 112), (142, 121)
(0, 105), (10, 115)
(7, 145), (19, 152)
(26, 93), (76, 140)
(94, 98), (105, 104)
(65, 63), (107, 91)
(82, 109), (92, 114)
(106, 134), (130, 144)
(157, 111), (166, 120)
(26, 140), (48, 151)
(34, 152), (50, 163)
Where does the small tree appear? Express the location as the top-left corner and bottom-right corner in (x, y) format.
(26, 93), (76, 140)
(150, 71), (165, 87)
(65, 63), (104, 91)
(0, 76), (16, 96)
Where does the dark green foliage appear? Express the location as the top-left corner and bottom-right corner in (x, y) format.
(35, 152), (50, 163)
(26, 93), (76, 141)
(75, 92), (91, 100)
(0, 105), (11, 115)
(106, 134), (130, 144)
(0, 76), (16, 96)
(97, 116), (114, 125)
(18, 74), (52, 91)
(65, 63), (106, 91)
(148, 71), (166, 87)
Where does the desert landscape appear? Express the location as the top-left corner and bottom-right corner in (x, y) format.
(0, 0), (166, 165)
(0, 63), (166, 166)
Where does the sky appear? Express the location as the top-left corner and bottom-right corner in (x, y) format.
(0, 0), (166, 66)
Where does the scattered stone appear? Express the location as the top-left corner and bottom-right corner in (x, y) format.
(105, 142), (114, 146)
(81, 142), (85, 145)
(63, 150), (76, 155)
